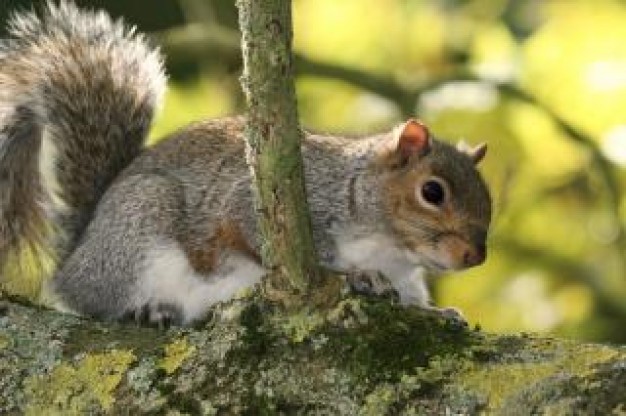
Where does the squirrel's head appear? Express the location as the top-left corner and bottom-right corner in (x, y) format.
(378, 119), (492, 272)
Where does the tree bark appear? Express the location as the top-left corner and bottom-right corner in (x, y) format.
(1, 295), (625, 414)
(236, 0), (322, 303)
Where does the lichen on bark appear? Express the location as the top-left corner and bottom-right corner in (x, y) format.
(1, 293), (625, 415)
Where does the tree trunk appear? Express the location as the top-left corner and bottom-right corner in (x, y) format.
(1, 294), (625, 414)
(236, 0), (322, 304)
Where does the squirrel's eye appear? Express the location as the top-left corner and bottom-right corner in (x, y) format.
(421, 180), (445, 206)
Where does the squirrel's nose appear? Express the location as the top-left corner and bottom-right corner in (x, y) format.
(463, 243), (486, 267)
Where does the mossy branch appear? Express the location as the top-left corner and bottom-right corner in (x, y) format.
(1, 295), (625, 414)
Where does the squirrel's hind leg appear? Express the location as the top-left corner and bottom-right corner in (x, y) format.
(137, 240), (265, 326)
(49, 173), (264, 326)
(113, 240), (265, 328)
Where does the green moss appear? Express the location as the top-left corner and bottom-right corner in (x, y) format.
(23, 349), (135, 415)
(0, 334), (9, 349)
(239, 302), (274, 355)
(64, 324), (170, 357)
(323, 299), (476, 384)
(159, 338), (196, 375)
(361, 383), (398, 415)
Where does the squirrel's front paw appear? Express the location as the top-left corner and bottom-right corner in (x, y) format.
(423, 305), (468, 328)
(344, 270), (400, 303)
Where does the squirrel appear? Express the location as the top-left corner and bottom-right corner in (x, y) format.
(0, 2), (491, 326)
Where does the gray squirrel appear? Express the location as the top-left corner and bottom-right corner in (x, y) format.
(0, 2), (491, 326)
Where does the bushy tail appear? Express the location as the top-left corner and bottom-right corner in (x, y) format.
(0, 1), (165, 276)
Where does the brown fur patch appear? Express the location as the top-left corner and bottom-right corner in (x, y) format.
(185, 221), (260, 274)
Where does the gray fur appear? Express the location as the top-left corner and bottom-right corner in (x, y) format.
(1, 2), (491, 323)
(0, 1), (165, 268)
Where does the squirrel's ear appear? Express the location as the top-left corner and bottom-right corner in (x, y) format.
(396, 119), (431, 162)
(457, 140), (487, 165)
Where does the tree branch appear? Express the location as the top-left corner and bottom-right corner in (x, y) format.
(236, 0), (327, 304)
(2, 295), (625, 414)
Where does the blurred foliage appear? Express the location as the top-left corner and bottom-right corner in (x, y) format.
(1, 0), (625, 342)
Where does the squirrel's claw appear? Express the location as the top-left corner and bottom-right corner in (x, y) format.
(131, 302), (184, 329)
(422, 305), (468, 328)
